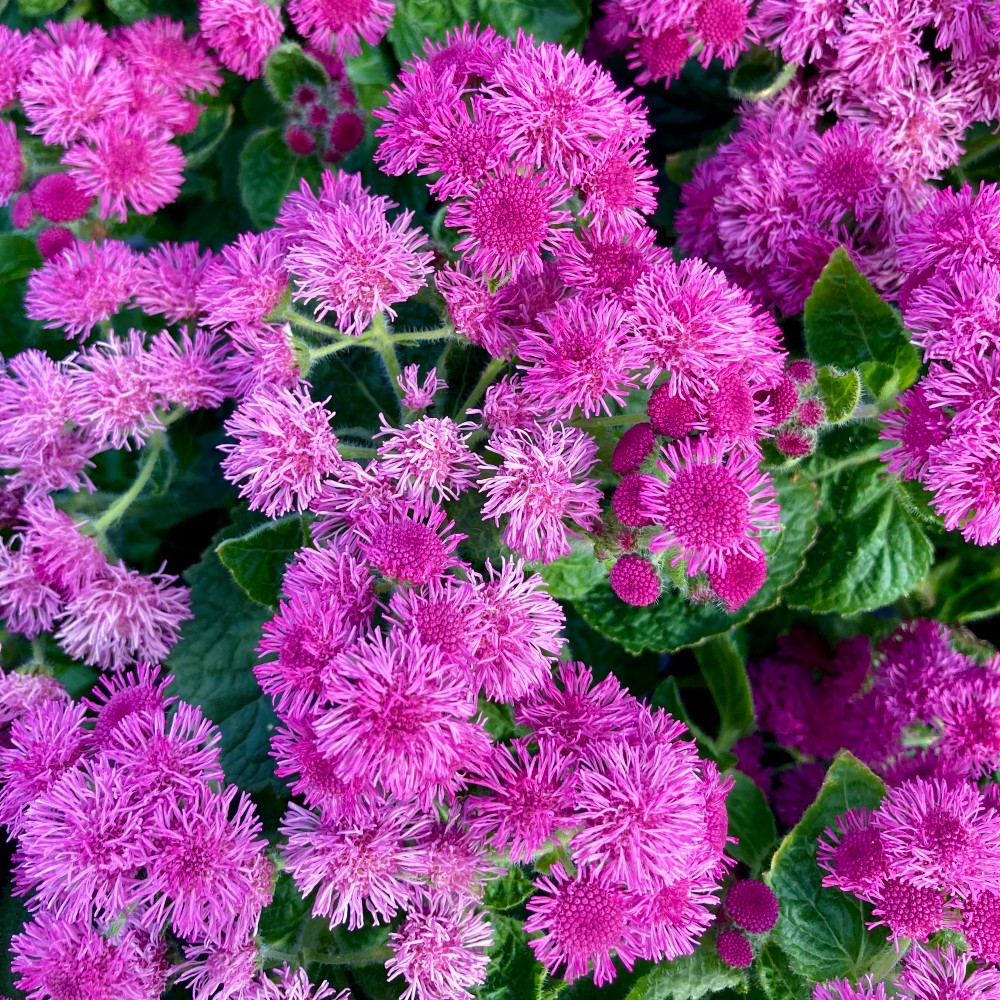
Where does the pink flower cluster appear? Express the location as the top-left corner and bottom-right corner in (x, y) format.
(677, 0), (998, 314)
(741, 619), (1000, 827)
(881, 183), (1000, 546)
(0, 18), (219, 235)
(0, 666), (347, 1000)
(255, 518), (733, 993)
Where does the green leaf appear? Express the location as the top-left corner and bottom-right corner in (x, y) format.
(484, 866), (535, 912)
(766, 752), (891, 982)
(265, 42), (329, 105)
(535, 541), (607, 602)
(728, 47), (796, 101)
(167, 533), (277, 792)
(478, 915), (540, 1000)
(815, 368), (861, 424)
(726, 771), (778, 875)
(623, 941), (745, 1000)
(0, 857), (28, 997)
(0, 235), (40, 284)
(652, 677), (736, 768)
(574, 473), (818, 654)
(238, 128), (297, 230)
(784, 447), (933, 615)
(804, 248), (918, 402)
(388, 0), (475, 63)
(477, 0), (591, 49)
(178, 106), (234, 170)
(756, 943), (810, 1000)
(694, 633), (754, 751)
(18, 0), (66, 16)
(104, 0), (149, 22)
(216, 515), (305, 609)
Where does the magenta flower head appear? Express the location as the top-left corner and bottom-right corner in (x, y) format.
(0, 670), (67, 732)
(387, 894), (493, 1000)
(879, 384), (950, 482)
(525, 863), (643, 987)
(25, 239), (138, 339)
(284, 184), (434, 336)
(479, 423), (602, 563)
(0, 542), (62, 639)
(83, 662), (175, 748)
(725, 879), (779, 934)
(609, 554), (661, 607)
(198, 231), (288, 330)
(113, 16), (222, 96)
(716, 928), (753, 968)
(612, 423), (656, 476)
(134, 242), (213, 323)
(641, 437), (781, 576)
(148, 329), (230, 411)
(220, 384), (342, 518)
(899, 943), (1000, 1000)
(962, 891), (1000, 964)
(288, 0), (393, 58)
(0, 120), (22, 206)
(199, 0), (283, 78)
(925, 425), (1000, 546)
(814, 978), (888, 1000)
(868, 877), (949, 942)
(30, 173), (92, 223)
(708, 543), (768, 612)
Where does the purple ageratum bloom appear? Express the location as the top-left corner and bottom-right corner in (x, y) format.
(55, 561), (192, 671)
(0, 26), (36, 109)
(397, 364), (445, 411)
(835, 0), (926, 92)
(875, 777), (1000, 896)
(387, 894), (493, 1000)
(138, 782), (271, 944)
(518, 296), (645, 419)
(282, 545), (376, 628)
(284, 187), (434, 336)
(640, 436), (781, 576)
(434, 264), (520, 358)
(0, 542), (62, 639)
(147, 329), (231, 411)
(0, 120), (22, 206)
(198, 0), (283, 79)
(226, 322), (301, 399)
(447, 165), (573, 281)
(174, 935), (259, 1000)
(18, 44), (132, 146)
(375, 415), (484, 504)
(280, 800), (425, 930)
(580, 138), (658, 235)
(25, 239), (138, 339)
(558, 226), (667, 301)
(962, 891), (1000, 964)
(868, 876), (951, 942)
(899, 943), (1000, 999)
(482, 32), (650, 183)
(925, 424), (1000, 546)
(220, 384), (342, 518)
(524, 863), (643, 987)
(113, 16), (223, 97)
(0, 700), (89, 836)
(879, 383), (950, 483)
(19, 495), (106, 598)
(11, 913), (164, 1000)
(407, 817), (499, 902)
(925, 355), (1000, 429)
(276, 169), (373, 238)
(935, 672), (1000, 774)
(314, 629), (490, 807)
(83, 662), (176, 748)
(63, 113), (186, 223)
(0, 670), (68, 732)
(749, 0), (846, 64)
(287, 0), (393, 59)
(420, 23), (511, 84)
(466, 739), (577, 862)
(479, 423), (602, 564)
(197, 231), (288, 330)
(632, 257), (783, 391)
(814, 979), (888, 1000)
(258, 964), (347, 1000)
(691, 0), (752, 68)
(633, 874), (718, 962)
(134, 241), (213, 324)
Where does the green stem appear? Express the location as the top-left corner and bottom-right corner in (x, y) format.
(92, 434), (163, 532)
(370, 314), (403, 399)
(803, 441), (890, 480)
(308, 338), (367, 363)
(571, 413), (637, 430)
(339, 444), (376, 460)
(281, 308), (343, 338)
(390, 326), (454, 344)
(458, 356), (506, 416)
(261, 945), (393, 970)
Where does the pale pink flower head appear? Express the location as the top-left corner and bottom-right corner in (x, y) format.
(376, 415), (484, 504)
(925, 425), (1000, 546)
(398, 364), (445, 411)
(276, 168), (371, 235)
(524, 862), (643, 987)
(749, 0), (845, 64)
(899, 942), (1000, 1000)
(220, 384), (342, 518)
(422, 22), (510, 84)
(641, 437), (781, 575)
(0, 542), (62, 639)
(56, 561), (192, 671)
(355, 498), (465, 585)
(285, 192), (434, 336)
(466, 739), (577, 861)
(83, 662), (175, 748)
(226, 322), (301, 397)
(558, 226), (666, 300)
(0, 120), (22, 206)
(447, 165), (573, 280)
(936, 674), (1000, 774)
(135, 242), (213, 323)
(11, 913), (161, 1000)
(868, 876), (949, 942)
(282, 545), (376, 627)
(483, 33), (649, 181)
(0, 669), (68, 732)
(633, 258), (782, 391)
(387, 894), (493, 1000)
(19, 45), (132, 145)
(25, 239), (138, 339)
(420, 95), (507, 200)
(30, 172), (92, 223)
(519, 296), (644, 418)
(408, 818), (496, 901)
(69, 330), (163, 450)
(880, 384), (950, 482)
(0, 26), (35, 108)
(288, 0), (394, 59)
(148, 329), (230, 410)
(468, 557), (565, 702)
(316, 629), (488, 806)
(280, 800), (424, 930)
(199, 0), (284, 79)
(198, 231), (289, 329)
(114, 17), (222, 96)
(174, 936), (260, 1000)
(479, 423), (602, 564)
(259, 964), (346, 1000)
(63, 113), (185, 222)
(434, 264), (519, 358)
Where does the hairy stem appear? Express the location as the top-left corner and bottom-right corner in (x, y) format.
(92, 433), (163, 532)
(260, 945), (393, 970)
(458, 356), (506, 416)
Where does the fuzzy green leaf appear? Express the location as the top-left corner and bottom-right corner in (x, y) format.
(477, 915), (540, 1000)
(767, 752), (891, 982)
(178, 106), (234, 170)
(694, 633), (754, 751)
(815, 367), (861, 424)
(265, 43), (329, 105)
(216, 515), (305, 609)
(728, 47), (796, 101)
(238, 128), (297, 229)
(0, 235), (41, 284)
(623, 942), (746, 1000)
(388, 0), (476, 62)
(756, 943), (810, 1000)
(535, 542), (608, 602)
(484, 867), (535, 912)
(726, 771), (778, 875)
(477, 0), (591, 49)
